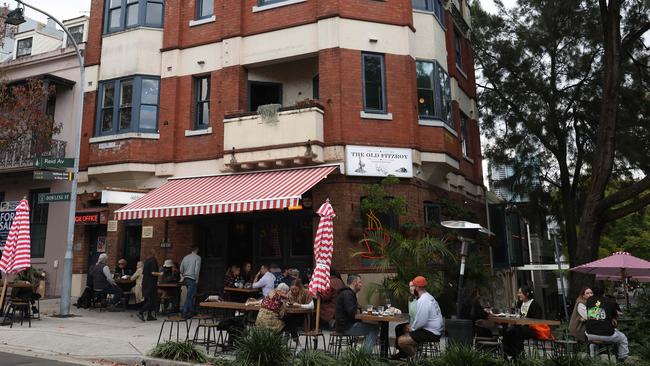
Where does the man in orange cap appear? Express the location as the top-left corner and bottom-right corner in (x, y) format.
(395, 276), (444, 359)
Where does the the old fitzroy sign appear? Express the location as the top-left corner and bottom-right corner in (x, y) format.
(345, 145), (413, 178)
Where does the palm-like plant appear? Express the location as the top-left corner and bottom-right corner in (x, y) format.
(354, 228), (454, 309)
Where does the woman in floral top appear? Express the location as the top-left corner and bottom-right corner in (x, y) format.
(255, 283), (290, 333)
(285, 279), (314, 345)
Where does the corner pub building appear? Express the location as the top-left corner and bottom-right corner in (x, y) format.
(71, 0), (485, 298)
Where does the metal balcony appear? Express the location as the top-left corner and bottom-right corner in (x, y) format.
(0, 137), (67, 172)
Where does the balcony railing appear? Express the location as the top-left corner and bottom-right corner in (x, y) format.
(0, 137), (67, 171)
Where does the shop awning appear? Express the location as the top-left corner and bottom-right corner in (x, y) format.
(114, 165), (339, 220)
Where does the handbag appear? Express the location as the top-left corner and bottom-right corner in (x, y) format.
(529, 324), (554, 340)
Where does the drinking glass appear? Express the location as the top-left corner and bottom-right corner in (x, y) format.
(366, 304), (373, 314)
(378, 305), (385, 316)
(385, 298), (392, 309)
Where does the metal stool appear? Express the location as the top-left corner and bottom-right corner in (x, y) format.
(415, 340), (441, 359)
(3, 300), (31, 328)
(552, 339), (580, 357)
(475, 336), (502, 357)
(527, 338), (554, 358)
(588, 340), (615, 361)
(192, 321), (221, 353)
(299, 331), (327, 351)
(157, 315), (190, 345)
(327, 332), (355, 357)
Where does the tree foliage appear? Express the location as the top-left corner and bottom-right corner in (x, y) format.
(0, 78), (61, 152)
(472, 0), (650, 294)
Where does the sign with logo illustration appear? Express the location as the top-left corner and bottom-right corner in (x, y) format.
(96, 236), (106, 253)
(345, 145), (413, 178)
(0, 201), (19, 250)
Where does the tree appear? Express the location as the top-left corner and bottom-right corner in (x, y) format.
(472, 0), (650, 295)
(0, 78), (61, 152)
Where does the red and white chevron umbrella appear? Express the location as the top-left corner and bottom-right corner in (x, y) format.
(308, 199), (335, 331)
(0, 199), (31, 274)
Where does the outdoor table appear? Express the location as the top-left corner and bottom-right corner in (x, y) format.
(158, 283), (182, 313)
(115, 278), (135, 291)
(356, 313), (407, 359)
(200, 301), (314, 333)
(7, 282), (32, 289)
(489, 315), (561, 327)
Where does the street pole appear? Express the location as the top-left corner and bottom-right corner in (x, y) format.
(15, 0), (85, 316)
(552, 234), (570, 321)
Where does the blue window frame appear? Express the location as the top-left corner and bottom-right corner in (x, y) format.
(259, 0), (290, 6)
(412, 0), (446, 27)
(96, 76), (160, 136)
(416, 60), (452, 127)
(104, 0), (164, 34)
(196, 0), (214, 19)
(194, 76), (211, 130)
(362, 53), (387, 114)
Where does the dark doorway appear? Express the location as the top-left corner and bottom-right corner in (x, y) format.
(228, 220), (254, 271)
(123, 220), (142, 273)
(87, 225), (108, 270)
(249, 81), (282, 111)
(196, 220), (227, 294)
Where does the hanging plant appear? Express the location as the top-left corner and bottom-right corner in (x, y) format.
(257, 103), (282, 124)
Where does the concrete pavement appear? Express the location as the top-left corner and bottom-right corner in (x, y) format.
(0, 351), (87, 366)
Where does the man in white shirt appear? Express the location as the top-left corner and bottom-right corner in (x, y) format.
(396, 276), (443, 358)
(252, 264), (275, 297)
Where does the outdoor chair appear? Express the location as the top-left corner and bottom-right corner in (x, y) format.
(327, 332), (356, 357)
(588, 340), (615, 361)
(475, 336), (502, 358)
(415, 339), (441, 359)
(90, 290), (107, 309)
(157, 315), (190, 345)
(3, 299), (31, 328)
(526, 338), (554, 358)
(191, 320), (221, 354)
(552, 338), (581, 358)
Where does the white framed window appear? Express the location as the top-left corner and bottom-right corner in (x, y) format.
(416, 60), (452, 127)
(362, 53), (387, 114)
(66, 25), (85, 47)
(16, 38), (33, 58)
(104, 0), (164, 34)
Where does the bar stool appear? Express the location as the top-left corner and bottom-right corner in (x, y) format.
(4, 299), (31, 328)
(189, 314), (216, 348)
(588, 340), (615, 361)
(157, 315), (190, 345)
(299, 330), (327, 352)
(552, 339), (580, 357)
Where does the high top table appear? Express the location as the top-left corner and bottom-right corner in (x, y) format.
(356, 313), (408, 358)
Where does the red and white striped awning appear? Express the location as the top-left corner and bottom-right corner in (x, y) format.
(114, 165), (339, 220)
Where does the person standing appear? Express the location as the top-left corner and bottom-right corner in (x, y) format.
(585, 285), (629, 362)
(130, 261), (144, 304)
(569, 287), (593, 341)
(335, 274), (379, 352)
(138, 247), (160, 321)
(180, 246), (201, 319)
(395, 276), (444, 359)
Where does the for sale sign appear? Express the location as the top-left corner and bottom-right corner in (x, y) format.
(0, 201), (19, 250)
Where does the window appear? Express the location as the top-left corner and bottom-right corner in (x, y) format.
(196, 0), (214, 19)
(16, 38), (32, 58)
(455, 30), (463, 70)
(312, 75), (319, 100)
(461, 113), (470, 157)
(416, 60), (452, 126)
(362, 53), (387, 114)
(194, 76), (211, 129)
(249, 81), (282, 112)
(66, 25), (84, 47)
(29, 189), (50, 258)
(290, 214), (313, 257)
(412, 0), (445, 27)
(424, 202), (441, 227)
(104, 0), (164, 34)
(96, 76), (160, 136)
(259, 0), (290, 5)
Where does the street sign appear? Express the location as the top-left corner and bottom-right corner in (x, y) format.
(33, 157), (75, 169)
(515, 264), (570, 271)
(33, 170), (74, 181)
(38, 192), (71, 204)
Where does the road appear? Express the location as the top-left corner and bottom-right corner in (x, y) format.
(0, 352), (84, 366)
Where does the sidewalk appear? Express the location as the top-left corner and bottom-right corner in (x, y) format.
(0, 298), (168, 365)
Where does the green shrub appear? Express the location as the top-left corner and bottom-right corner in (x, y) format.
(292, 349), (336, 366)
(233, 327), (291, 366)
(149, 341), (210, 363)
(430, 344), (504, 366)
(339, 347), (386, 366)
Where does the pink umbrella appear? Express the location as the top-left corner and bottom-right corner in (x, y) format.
(571, 251), (650, 306)
(308, 199), (335, 332)
(0, 199), (31, 312)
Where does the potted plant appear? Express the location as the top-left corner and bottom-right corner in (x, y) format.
(400, 221), (421, 239)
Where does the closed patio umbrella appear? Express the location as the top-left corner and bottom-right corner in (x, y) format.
(571, 251), (650, 307)
(0, 199), (31, 313)
(308, 199), (335, 332)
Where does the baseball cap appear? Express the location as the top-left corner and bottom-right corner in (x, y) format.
(412, 276), (428, 287)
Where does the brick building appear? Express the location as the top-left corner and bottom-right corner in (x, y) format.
(73, 0), (485, 297)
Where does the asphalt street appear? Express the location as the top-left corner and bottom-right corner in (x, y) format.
(0, 352), (83, 366)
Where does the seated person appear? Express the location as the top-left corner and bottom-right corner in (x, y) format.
(396, 276), (443, 359)
(281, 268), (300, 287)
(224, 265), (242, 288)
(92, 253), (124, 310)
(255, 283), (290, 334)
(284, 279), (314, 345)
(252, 264), (276, 297)
(392, 281), (417, 359)
(585, 285), (629, 362)
(459, 287), (493, 338)
(269, 263), (284, 288)
(113, 258), (132, 279)
(241, 262), (254, 284)
(335, 274), (379, 352)
(503, 285), (544, 358)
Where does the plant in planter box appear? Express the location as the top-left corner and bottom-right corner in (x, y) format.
(400, 221), (422, 239)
